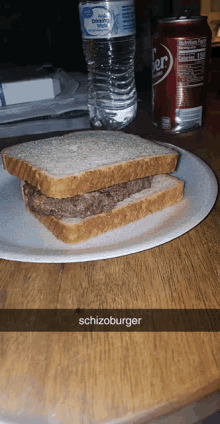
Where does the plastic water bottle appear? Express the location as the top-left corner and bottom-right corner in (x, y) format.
(78, 0), (137, 130)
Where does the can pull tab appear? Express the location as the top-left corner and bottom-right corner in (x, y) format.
(176, 9), (193, 20)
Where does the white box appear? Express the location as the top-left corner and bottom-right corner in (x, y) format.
(0, 77), (61, 106)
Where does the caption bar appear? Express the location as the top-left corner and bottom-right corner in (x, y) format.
(0, 309), (219, 332)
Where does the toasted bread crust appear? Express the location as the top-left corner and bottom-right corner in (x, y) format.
(3, 152), (178, 199)
(21, 178), (184, 245)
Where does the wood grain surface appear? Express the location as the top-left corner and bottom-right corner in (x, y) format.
(0, 91), (220, 423)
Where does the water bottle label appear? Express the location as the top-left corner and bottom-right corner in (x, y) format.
(79, 1), (136, 39)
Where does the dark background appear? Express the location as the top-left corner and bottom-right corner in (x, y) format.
(0, 1), (200, 68)
(0, 0), (218, 93)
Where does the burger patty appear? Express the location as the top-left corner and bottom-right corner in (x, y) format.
(23, 176), (153, 220)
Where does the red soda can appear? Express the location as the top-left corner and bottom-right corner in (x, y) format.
(152, 14), (212, 133)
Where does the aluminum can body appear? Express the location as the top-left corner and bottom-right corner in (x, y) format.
(152, 16), (212, 133)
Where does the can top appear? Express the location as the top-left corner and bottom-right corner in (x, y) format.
(158, 15), (207, 24)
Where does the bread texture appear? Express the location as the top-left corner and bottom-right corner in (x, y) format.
(2, 131), (178, 199)
(21, 175), (184, 245)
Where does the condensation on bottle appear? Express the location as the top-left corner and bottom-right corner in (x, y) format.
(78, 0), (137, 130)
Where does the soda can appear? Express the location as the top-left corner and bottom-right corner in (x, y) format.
(152, 14), (212, 133)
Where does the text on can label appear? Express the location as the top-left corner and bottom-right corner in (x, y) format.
(152, 44), (173, 86)
(152, 48), (168, 73)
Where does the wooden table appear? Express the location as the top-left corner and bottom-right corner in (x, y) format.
(0, 91), (220, 424)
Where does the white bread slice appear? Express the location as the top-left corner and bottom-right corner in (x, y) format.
(21, 174), (184, 245)
(2, 131), (178, 199)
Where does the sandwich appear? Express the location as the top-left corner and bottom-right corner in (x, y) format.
(1, 131), (184, 245)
